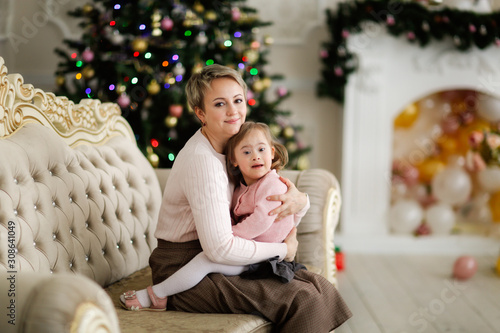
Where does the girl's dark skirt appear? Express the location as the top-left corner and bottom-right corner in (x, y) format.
(149, 239), (352, 332)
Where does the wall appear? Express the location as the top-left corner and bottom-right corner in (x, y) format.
(0, 0), (344, 178)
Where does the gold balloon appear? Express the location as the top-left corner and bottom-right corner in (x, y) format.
(416, 158), (446, 183)
(394, 103), (420, 128)
(436, 134), (458, 162)
(489, 191), (500, 222)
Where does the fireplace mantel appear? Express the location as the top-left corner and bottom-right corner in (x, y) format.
(337, 31), (500, 254)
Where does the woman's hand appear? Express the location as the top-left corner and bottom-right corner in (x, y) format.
(267, 176), (307, 221)
(284, 227), (298, 262)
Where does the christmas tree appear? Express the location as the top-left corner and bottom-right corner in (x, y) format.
(54, 0), (310, 169)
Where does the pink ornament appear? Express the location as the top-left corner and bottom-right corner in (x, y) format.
(496, 38), (500, 47)
(334, 66), (343, 77)
(407, 32), (416, 40)
(341, 29), (350, 38)
(231, 8), (241, 21)
(453, 256), (478, 280)
(469, 24), (477, 33)
(386, 15), (395, 26)
(117, 94), (131, 108)
(161, 17), (174, 31)
(82, 49), (94, 62)
(320, 49), (329, 59)
(246, 90), (254, 100)
(276, 86), (288, 98)
(169, 104), (183, 118)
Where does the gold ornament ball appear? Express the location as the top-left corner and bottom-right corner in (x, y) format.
(56, 75), (65, 86)
(270, 124), (281, 137)
(132, 38), (148, 53)
(283, 126), (295, 138)
(82, 66), (95, 79)
(193, 1), (204, 13)
(262, 77), (272, 89)
(192, 63), (204, 74)
(117, 84), (126, 94)
(252, 80), (265, 93)
(165, 115), (178, 128)
(297, 155), (310, 170)
(205, 10), (217, 21)
(148, 152), (160, 168)
(264, 35), (274, 46)
(243, 50), (259, 64)
(82, 4), (93, 14)
(286, 142), (297, 153)
(147, 80), (161, 95)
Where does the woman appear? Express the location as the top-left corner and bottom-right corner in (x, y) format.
(148, 64), (352, 332)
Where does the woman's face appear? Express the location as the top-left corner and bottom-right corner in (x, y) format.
(196, 77), (247, 150)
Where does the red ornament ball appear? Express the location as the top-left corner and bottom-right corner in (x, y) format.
(453, 256), (478, 280)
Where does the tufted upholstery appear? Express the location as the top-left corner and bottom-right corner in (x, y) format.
(0, 123), (161, 286)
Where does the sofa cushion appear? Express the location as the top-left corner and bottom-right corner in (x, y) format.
(0, 123), (162, 286)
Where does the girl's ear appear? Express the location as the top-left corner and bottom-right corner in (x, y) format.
(271, 146), (275, 159)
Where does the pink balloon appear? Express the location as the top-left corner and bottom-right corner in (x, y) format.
(453, 256), (478, 280)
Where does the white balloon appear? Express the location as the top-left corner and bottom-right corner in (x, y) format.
(425, 203), (456, 235)
(432, 167), (472, 206)
(477, 166), (500, 193)
(388, 199), (424, 234)
(477, 95), (500, 122)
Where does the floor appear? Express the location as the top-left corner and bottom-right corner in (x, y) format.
(335, 253), (500, 333)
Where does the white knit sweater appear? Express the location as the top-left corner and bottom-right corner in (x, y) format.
(154, 129), (289, 265)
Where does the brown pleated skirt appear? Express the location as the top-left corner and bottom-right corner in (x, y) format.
(149, 239), (352, 332)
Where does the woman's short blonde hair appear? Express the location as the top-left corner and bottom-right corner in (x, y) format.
(185, 64), (248, 112)
(225, 122), (288, 185)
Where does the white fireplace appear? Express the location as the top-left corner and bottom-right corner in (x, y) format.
(336, 27), (500, 254)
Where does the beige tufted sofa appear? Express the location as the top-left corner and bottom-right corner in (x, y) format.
(0, 57), (342, 333)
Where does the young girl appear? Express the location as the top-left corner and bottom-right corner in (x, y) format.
(120, 122), (307, 311)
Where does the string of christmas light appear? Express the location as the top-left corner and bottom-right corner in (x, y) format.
(55, 0), (310, 169)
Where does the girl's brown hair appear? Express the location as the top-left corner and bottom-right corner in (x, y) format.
(225, 122), (288, 184)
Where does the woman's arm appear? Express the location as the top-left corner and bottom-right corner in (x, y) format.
(266, 176), (310, 222)
(231, 174), (285, 240)
(184, 155), (287, 266)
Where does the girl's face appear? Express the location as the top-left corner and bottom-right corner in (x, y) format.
(195, 77), (247, 152)
(233, 129), (275, 186)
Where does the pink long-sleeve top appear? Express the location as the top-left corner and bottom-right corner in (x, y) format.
(154, 130), (310, 266)
(231, 169), (304, 243)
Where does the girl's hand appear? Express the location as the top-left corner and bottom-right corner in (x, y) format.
(266, 176), (307, 221)
(284, 227), (298, 262)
